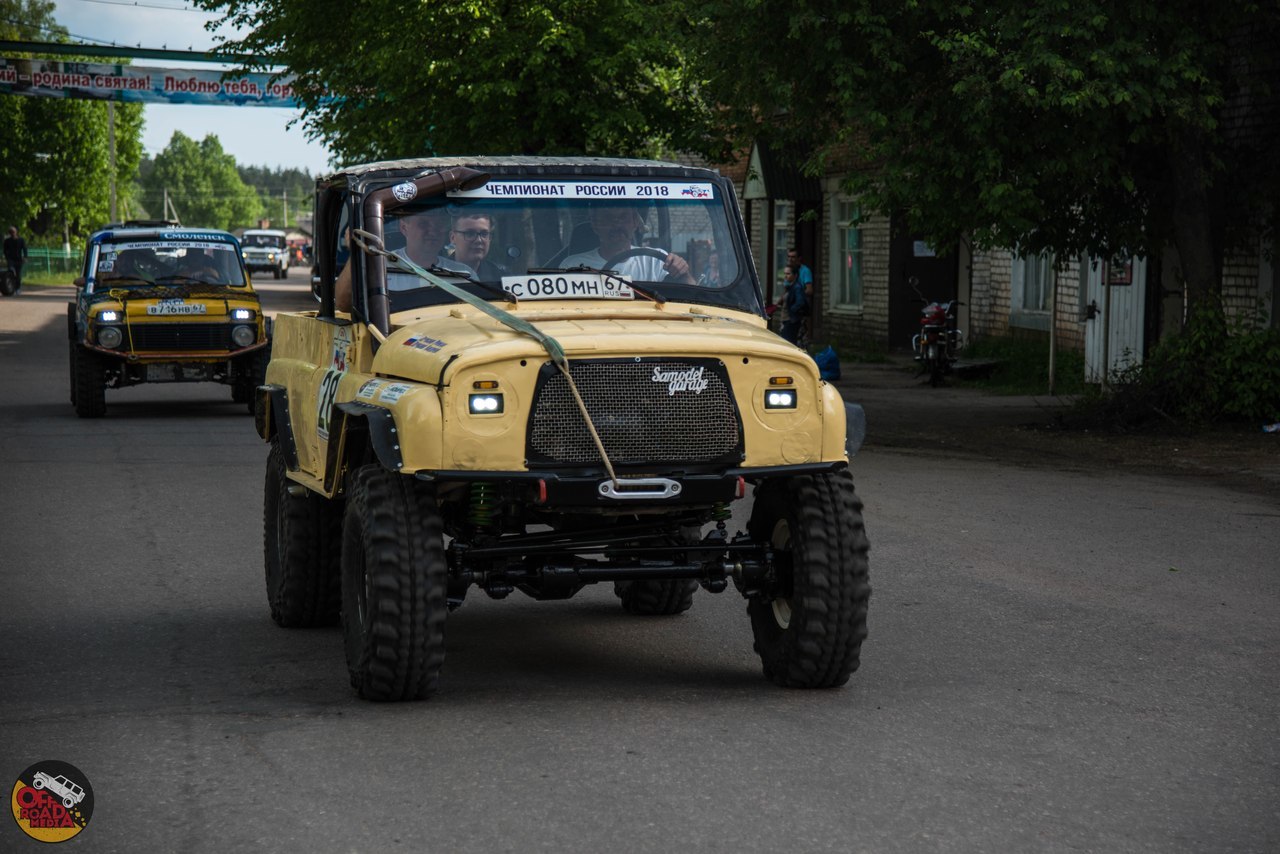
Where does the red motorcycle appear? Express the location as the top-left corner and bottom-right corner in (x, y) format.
(910, 278), (963, 386)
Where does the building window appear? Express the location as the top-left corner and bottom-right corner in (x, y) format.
(1011, 252), (1053, 330)
(773, 200), (793, 283)
(830, 199), (862, 308)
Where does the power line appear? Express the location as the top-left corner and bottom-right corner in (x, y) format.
(66, 0), (219, 13)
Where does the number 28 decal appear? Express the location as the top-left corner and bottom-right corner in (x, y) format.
(317, 327), (353, 440)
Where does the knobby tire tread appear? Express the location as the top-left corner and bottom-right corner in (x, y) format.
(748, 471), (871, 688)
(342, 466), (447, 702)
(73, 347), (106, 418)
(263, 443), (341, 627)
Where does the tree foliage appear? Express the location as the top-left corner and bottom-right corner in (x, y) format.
(696, 0), (1280, 301)
(0, 0), (144, 241)
(199, 0), (722, 163)
(237, 164), (315, 228)
(139, 132), (263, 229)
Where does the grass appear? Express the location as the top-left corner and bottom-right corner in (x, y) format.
(958, 336), (1088, 396)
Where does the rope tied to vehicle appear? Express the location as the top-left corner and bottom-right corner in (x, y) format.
(107, 287), (137, 353)
(351, 229), (620, 486)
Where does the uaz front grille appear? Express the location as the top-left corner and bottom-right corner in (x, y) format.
(527, 358), (742, 468)
(128, 323), (230, 352)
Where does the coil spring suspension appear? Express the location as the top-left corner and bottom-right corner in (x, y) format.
(710, 502), (732, 522)
(469, 482), (495, 529)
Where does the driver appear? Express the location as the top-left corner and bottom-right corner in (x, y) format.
(562, 201), (693, 283)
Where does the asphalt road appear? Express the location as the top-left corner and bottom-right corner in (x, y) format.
(2, 273), (1277, 852)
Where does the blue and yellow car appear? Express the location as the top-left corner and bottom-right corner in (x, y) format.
(68, 222), (270, 417)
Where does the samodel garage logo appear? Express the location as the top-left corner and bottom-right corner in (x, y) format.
(10, 760), (94, 843)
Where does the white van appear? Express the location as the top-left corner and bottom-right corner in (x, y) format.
(241, 229), (290, 279)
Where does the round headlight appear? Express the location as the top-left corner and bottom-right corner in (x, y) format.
(97, 326), (123, 349)
(231, 325), (256, 347)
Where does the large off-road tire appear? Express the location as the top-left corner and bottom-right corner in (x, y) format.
(72, 346), (107, 418)
(747, 470), (871, 688)
(341, 464), (448, 701)
(614, 525), (700, 615)
(263, 443), (342, 627)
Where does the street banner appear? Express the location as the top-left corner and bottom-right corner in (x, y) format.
(0, 56), (298, 107)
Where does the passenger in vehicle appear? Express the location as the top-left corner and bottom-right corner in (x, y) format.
(562, 202), (693, 284)
(178, 250), (222, 282)
(102, 248), (155, 284)
(335, 207), (462, 312)
(448, 211), (505, 280)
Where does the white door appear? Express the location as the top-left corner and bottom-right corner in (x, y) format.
(1084, 256), (1146, 383)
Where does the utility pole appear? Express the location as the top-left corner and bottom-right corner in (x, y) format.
(283, 189), (288, 228)
(107, 102), (118, 222)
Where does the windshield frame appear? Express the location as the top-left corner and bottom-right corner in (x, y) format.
(345, 164), (762, 330)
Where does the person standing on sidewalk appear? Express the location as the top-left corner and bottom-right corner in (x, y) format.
(4, 226), (28, 293)
(787, 247), (814, 344)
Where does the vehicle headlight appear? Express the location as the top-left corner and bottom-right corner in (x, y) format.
(97, 326), (123, 349)
(231, 325), (256, 347)
(99, 310), (120, 322)
(231, 308), (255, 321)
(764, 389), (797, 409)
(468, 393), (504, 414)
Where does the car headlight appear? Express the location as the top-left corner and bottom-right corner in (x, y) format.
(468, 393), (504, 414)
(231, 308), (255, 321)
(231, 325), (256, 347)
(97, 326), (123, 349)
(764, 389), (797, 409)
(99, 310), (120, 322)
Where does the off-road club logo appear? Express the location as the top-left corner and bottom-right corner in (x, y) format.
(10, 761), (94, 843)
(651, 365), (709, 395)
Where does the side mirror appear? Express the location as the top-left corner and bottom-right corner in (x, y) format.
(73, 276), (85, 287)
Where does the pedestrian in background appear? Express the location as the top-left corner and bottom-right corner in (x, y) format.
(778, 263), (808, 345)
(4, 226), (27, 293)
(787, 246), (813, 342)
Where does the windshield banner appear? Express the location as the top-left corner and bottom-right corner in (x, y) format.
(449, 181), (717, 201)
(0, 56), (298, 107)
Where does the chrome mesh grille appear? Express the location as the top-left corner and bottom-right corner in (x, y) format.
(529, 360), (741, 466)
(128, 323), (229, 351)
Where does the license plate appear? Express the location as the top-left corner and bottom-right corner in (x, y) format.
(147, 300), (207, 316)
(500, 273), (634, 301)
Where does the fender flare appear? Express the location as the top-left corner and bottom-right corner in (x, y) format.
(845, 402), (866, 457)
(334, 401), (404, 476)
(255, 384), (299, 470)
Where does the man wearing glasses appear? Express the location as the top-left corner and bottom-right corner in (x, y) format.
(449, 211), (505, 280)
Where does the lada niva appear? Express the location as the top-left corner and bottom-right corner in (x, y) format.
(68, 224), (270, 417)
(256, 157), (869, 700)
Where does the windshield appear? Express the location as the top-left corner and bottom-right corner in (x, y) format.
(376, 178), (750, 312)
(90, 238), (246, 289)
(244, 233), (285, 249)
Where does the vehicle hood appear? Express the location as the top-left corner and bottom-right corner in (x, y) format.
(374, 303), (814, 385)
(86, 284), (260, 317)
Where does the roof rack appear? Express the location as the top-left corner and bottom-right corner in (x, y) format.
(102, 219), (181, 229)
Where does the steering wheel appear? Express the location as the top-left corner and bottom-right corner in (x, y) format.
(601, 246), (669, 270)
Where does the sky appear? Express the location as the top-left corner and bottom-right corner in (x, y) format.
(49, 0), (334, 174)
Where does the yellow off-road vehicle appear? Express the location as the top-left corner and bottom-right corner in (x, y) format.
(256, 157), (869, 700)
(68, 223), (270, 417)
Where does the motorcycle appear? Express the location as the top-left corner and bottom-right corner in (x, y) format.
(909, 277), (963, 387)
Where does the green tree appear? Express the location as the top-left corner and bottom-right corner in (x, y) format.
(696, 0), (1280, 304)
(1, 0), (144, 241)
(198, 0), (720, 162)
(238, 164), (315, 228)
(141, 132), (264, 229)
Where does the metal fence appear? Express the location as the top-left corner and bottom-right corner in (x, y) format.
(24, 247), (83, 277)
